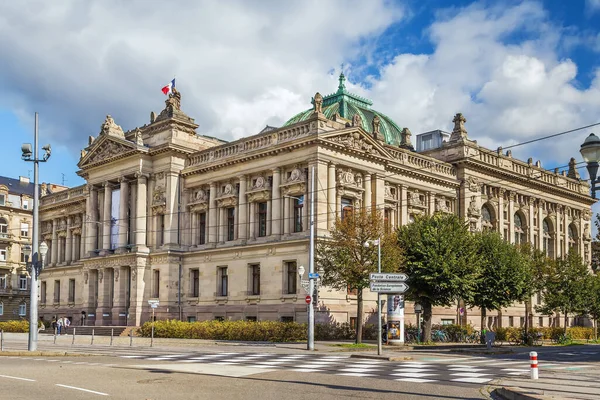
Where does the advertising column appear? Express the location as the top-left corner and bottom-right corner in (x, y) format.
(387, 294), (404, 345)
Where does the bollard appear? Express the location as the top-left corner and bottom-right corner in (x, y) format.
(129, 328), (133, 347)
(110, 329), (114, 346)
(72, 328), (76, 346)
(1, 330), (3, 351)
(91, 329), (94, 345)
(54, 327), (57, 344)
(530, 351), (538, 379)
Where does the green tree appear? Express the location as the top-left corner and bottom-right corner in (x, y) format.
(468, 232), (530, 333)
(397, 213), (481, 342)
(536, 252), (590, 334)
(582, 272), (600, 340)
(518, 243), (551, 335)
(316, 209), (402, 343)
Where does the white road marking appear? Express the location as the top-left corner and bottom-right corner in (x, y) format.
(451, 377), (492, 384)
(450, 372), (490, 378)
(55, 384), (109, 396)
(288, 368), (321, 372)
(392, 372), (438, 378)
(448, 367), (487, 372)
(338, 368), (382, 373)
(336, 372), (377, 377)
(392, 368), (435, 373)
(0, 374), (36, 382)
(395, 378), (438, 383)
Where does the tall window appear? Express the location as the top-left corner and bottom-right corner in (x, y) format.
(158, 215), (165, 246)
(0, 218), (7, 238)
(250, 264), (260, 295)
(227, 207), (235, 241)
(0, 248), (6, 262)
(285, 261), (297, 294)
(218, 267), (228, 297)
(0, 301), (3, 315)
(481, 205), (493, 231)
(41, 281), (47, 304)
(191, 269), (200, 297)
(293, 197), (303, 232)
(341, 198), (353, 220)
(54, 280), (61, 303)
(0, 274), (6, 289)
(258, 202), (267, 237)
(21, 223), (29, 237)
(514, 213), (525, 244)
(18, 303), (26, 316)
(568, 224), (578, 253)
(543, 219), (554, 258)
(384, 209), (392, 233)
(198, 212), (206, 245)
(152, 269), (160, 298)
(19, 275), (27, 290)
(68, 279), (75, 302)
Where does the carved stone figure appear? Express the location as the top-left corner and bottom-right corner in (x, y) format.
(114, 269), (119, 282)
(384, 182), (393, 199)
(88, 141), (130, 164)
(223, 183), (234, 195)
(253, 176), (266, 189)
(400, 127), (413, 148)
(152, 189), (166, 205)
(352, 113), (362, 127)
(98, 270), (103, 283)
(193, 188), (207, 202)
(450, 113), (468, 141)
(331, 132), (373, 153)
(436, 198), (449, 212)
(165, 87), (181, 111)
(80, 149), (87, 159)
(467, 196), (480, 216)
(313, 92), (323, 114)
(372, 115), (381, 140)
(131, 268), (137, 282)
(88, 135), (95, 146)
(134, 129), (144, 146)
(465, 176), (480, 192)
(41, 183), (47, 196)
(409, 191), (424, 207)
(83, 271), (88, 284)
(568, 157), (581, 180)
(355, 173), (363, 188)
(337, 169), (355, 185)
(288, 168), (302, 182)
(100, 115), (125, 138)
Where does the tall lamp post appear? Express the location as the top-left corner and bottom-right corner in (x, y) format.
(21, 112), (52, 351)
(580, 133), (600, 198)
(364, 238), (382, 355)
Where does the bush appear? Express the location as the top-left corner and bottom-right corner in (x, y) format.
(138, 320), (307, 342)
(567, 326), (593, 340)
(0, 320), (29, 333)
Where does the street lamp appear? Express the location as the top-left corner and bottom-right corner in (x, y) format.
(23, 242), (48, 277)
(21, 112), (51, 351)
(414, 303), (423, 344)
(364, 238), (382, 355)
(580, 133), (600, 198)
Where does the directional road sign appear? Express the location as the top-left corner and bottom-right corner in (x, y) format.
(369, 281), (409, 293)
(369, 273), (408, 282)
(308, 273), (320, 279)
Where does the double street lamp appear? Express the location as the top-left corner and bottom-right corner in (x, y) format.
(580, 133), (600, 198)
(21, 112), (52, 351)
(364, 238), (382, 355)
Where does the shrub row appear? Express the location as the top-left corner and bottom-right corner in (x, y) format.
(0, 320), (29, 333)
(493, 326), (594, 341)
(138, 320), (383, 342)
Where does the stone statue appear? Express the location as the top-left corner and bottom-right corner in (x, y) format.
(80, 149), (87, 159)
(100, 115), (125, 138)
(352, 113), (362, 128)
(313, 92), (323, 114)
(166, 86), (182, 110)
(88, 136), (95, 146)
(150, 111), (156, 123)
(372, 115), (381, 139)
(41, 183), (48, 196)
(450, 113), (468, 141)
(401, 127), (413, 148)
(567, 157), (581, 179)
(134, 128), (144, 146)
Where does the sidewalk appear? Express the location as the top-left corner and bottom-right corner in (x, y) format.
(489, 372), (600, 400)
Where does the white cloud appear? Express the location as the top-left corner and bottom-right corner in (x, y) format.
(588, 0), (600, 12)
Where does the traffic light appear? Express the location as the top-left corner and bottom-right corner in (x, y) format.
(312, 286), (318, 306)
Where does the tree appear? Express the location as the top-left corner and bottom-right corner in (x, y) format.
(536, 252), (590, 334)
(397, 213), (481, 342)
(316, 208), (402, 343)
(582, 272), (600, 340)
(518, 243), (551, 334)
(468, 232), (530, 333)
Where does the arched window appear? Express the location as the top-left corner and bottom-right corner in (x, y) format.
(568, 224), (578, 254)
(481, 205), (493, 231)
(0, 218), (7, 238)
(543, 219), (554, 258)
(514, 213), (525, 244)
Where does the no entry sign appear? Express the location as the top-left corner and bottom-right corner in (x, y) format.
(305, 295), (312, 304)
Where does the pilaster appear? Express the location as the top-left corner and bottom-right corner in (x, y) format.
(271, 168), (281, 237)
(134, 173), (148, 253)
(102, 182), (113, 252)
(238, 175), (248, 240)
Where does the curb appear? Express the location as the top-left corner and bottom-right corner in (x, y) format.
(349, 354), (413, 361)
(493, 387), (551, 400)
(0, 351), (92, 357)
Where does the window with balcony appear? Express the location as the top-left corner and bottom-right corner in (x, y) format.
(227, 207), (235, 241)
(284, 261), (297, 294)
(190, 269), (200, 297)
(41, 281), (46, 304)
(21, 223), (28, 237)
(19, 275), (27, 290)
(293, 197), (303, 232)
(18, 303), (26, 316)
(249, 264), (260, 296)
(198, 212), (206, 245)
(68, 279), (75, 302)
(257, 202), (267, 237)
(0, 218), (7, 238)
(341, 198), (353, 220)
(217, 267), (228, 297)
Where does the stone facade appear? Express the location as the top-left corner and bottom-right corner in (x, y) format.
(38, 81), (595, 329)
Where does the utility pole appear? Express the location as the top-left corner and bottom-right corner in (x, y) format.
(308, 166), (315, 351)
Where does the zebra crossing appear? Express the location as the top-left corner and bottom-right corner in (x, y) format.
(118, 352), (590, 386)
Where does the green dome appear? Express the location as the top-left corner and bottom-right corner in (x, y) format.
(283, 73), (404, 146)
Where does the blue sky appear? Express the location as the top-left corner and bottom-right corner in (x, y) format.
(0, 0), (599, 188)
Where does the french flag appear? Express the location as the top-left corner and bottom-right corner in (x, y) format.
(161, 79), (176, 95)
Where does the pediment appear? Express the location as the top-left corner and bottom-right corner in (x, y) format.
(78, 135), (139, 169)
(320, 129), (392, 159)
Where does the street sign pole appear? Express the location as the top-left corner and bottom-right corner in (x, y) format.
(151, 307), (155, 347)
(377, 238), (382, 356)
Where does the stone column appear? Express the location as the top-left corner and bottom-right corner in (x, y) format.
(303, 182), (309, 231)
(249, 202), (256, 239)
(555, 207), (562, 258)
(508, 192), (515, 244)
(130, 182), (137, 246)
(102, 182), (113, 251)
(219, 207), (226, 242)
(498, 189), (505, 237)
(538, 206), (544, 250)
(271, 168), (281, 237)
(118, 177), (129, 251)
(283, 196), (290, 235)
(428, 192), (435, 216)
(529, 199), (535, 245)
(208, 183), (217, 244)
(399, 185), (408, 225)
(190, 212), (197, 246)
(563, 210), (570, 255)
(375, 174), (385, 215)
(165, 172), (179, 246)
(135, 173), (148, 252)
(85, 185), (98, 256)
(51, 219), (58, 266)
(238, 175), (248, 240)
(364, 173), (372, 210)
(327, 163), (336, 229)
(65, 216), (72, 265)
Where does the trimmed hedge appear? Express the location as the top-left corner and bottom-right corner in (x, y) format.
(0, 320), (29, 333)
(494, 326), (594, 341)
(138, 320), (380, 342)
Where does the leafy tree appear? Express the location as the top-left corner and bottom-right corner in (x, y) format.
(518, 243), (551, 335)
(397, 213), (481, 342)
(536, 252), (590, 334)
(468, 232), (530, 333)
(316, 208), (402, 343)
(582, 272), (600, 340)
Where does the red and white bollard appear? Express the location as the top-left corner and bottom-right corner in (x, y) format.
(530, 351), (538, 379)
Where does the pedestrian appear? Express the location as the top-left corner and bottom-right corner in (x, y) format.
(38, 318), (45, 334)
(57, 317), (63, 335)
(64, 316), (71, 334)
(51, 316), (57, 334)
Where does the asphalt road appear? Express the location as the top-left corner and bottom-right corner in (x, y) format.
(0, 355), (486, 400)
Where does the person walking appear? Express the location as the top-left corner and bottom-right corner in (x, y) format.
(51, 316), (57, 334)
(63, 316), (71, 334)
(57, 317), (63, 335)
